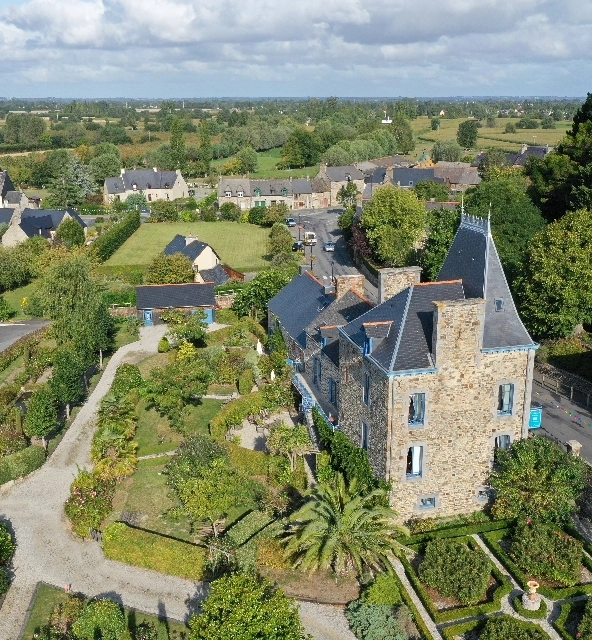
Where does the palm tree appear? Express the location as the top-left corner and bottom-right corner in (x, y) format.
(283, 473), (408, 576)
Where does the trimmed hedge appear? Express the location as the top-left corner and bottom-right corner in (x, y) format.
(90, 211), (141, 262)
(238, 369), (255, 395)
(512, 595), (549, 620)
(482, 529), (592, 599)
(553, 600), (585, 640)
(224, 510), (274, 547)
(102, 288), (137, 307)
(441, 616), (552, 640)
(0, 445), (45, 485)
(402, 519), (514, 546)
(209, 391), (267, 439)
(103, 522), (206, 580)
(400, 536), (513, 623)
(0, 326), (47, 373)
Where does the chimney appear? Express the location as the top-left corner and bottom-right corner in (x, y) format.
(378, 267), (421, 303)
(120, 168), (125, 177)
(185, 235), (197, 246)
(153, 167), (158, 173)
(432, 298), (485, 369)
(335, 274), (366, 300)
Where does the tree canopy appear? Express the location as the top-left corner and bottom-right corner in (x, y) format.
(413, 180), (450, 202)
(232, 268), (294, 318)
(431, 140), (462, 162)
(145, 252), (194, 284)
(456, 120), (479, 148)
(55, 218), (85, 249)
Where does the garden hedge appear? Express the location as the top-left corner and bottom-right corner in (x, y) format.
(440, 616), (552, 640)
(388, 568), (437, 640)
(0, 445), (45, 485)
(93, 264), (145, 284)
(0, 326), (47, 373)
(90, 211), (141, 263)
(512, 595), (549, 620)
(482, 530), (592, 599)
(553, 600), (585, 640)
(224, 510), (274, 547)
(402, 519), (514, 546)
(400, 536), (513, 623)
(103, 522), (206, 580)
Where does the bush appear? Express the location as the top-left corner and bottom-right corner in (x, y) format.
(215, 308), (239, 325)
(578, 598), (592, 638)
(0, 567), (10, 597)
(346, 602), (408, 640)
(90, 211), (141, 262)
(103, 522), (206, 580)
(238, 369), (255, 395)
(93, 265), (144, 284)
(509, 522), (582, 587)
(223, 441), (270, 477)
(361, 573), (402, 606)
(209, 391), (267, 439)
(110, 363), (143, 398)
(0, 522), (16, 565)
(64, 470), (115, 538)
(0, 445), (45, 485)
(419, 538), (492, 605)
(102, 288), (137, 307)
(256, 537), (290, 569)
(157, 337), (170, 353)
(512, 595), (548, 619)
(480, 615), (548, 640)
(71, 599), (127, 640)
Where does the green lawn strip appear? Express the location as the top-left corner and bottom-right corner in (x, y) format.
(481, 530), (592, 599)
(104, 221), (270, 272)
(553, 600), (585, 640)
(512, 594), (549, 619)
(224, 510), (275, 547)
(439, 616), (553, 640)
(399, 536), (512, 623)
(20, 582), (188, 640)
(137, 352), (171, 378)
(103, 521), (206, 581)
(402, 519), (513, 546)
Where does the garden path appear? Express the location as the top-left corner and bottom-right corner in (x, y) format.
(0, 325), (356, 640)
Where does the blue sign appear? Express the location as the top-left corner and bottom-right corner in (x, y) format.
(529, 405), (543, 429)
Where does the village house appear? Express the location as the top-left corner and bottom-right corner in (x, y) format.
(1, 208), (87, 247)
(316, 164), (366, 207)
(103, 168), (189, 204)
(268, 215), (537, 521)
(163, 234), (230, 286)
(217, 177), (321, 210)
(136, 282), (216, 326)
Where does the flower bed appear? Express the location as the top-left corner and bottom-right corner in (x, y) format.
(400, 535), (512, 623)
(440, 615), (552, 640)
(482, 529), (592, 599)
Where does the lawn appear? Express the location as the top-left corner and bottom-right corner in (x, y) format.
(212, 147), (319, 179)
(104, 221), (270, 272)
(21, 583), (188, 640)
(2, 281), (39, 319)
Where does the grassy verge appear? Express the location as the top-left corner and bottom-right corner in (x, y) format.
(103, 522), (206, 581)
(20, 582), (188, 640)
(2, 281), (38, 320)
(104, 221), (270, 272)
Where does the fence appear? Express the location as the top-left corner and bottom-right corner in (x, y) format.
(534, 362), (592, 410)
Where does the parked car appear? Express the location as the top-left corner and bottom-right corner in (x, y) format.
(286, 217), (296, 227)
(292, 241), (305, 252)
(323, 241), (335, 252)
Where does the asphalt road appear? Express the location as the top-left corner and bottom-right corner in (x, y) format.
(290, 208), (378, 302)
(0, 320), (49, 353)
(531, 381), (592, 463)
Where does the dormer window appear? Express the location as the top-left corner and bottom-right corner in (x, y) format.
(494, 298), (504, 312)
(237, 190), (244, 197)
(363, 337), (373, 355)
(164, 182), (170, 189)
(225, 190), (232, 197)
(281, 188), (289, 197)
(131, 182), (138, 191)
(408, 181), (414, 186)
(254, 188), (261, 197)
(146, 183), (152, 189)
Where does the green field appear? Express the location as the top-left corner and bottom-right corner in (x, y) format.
(104, 221), (270, 272)
(2, 281), (38, 319)
(411, 116), (571, 156)
(213, 147), (318, 179)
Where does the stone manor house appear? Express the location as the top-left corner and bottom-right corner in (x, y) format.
(268, 215), (537, 521)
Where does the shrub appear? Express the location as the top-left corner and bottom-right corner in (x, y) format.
(103, 522), (206, 580)
(214, 308), (239, 325)
(110, 363), (143, 398)
(90, 211), (140, 262)
(578, 598), (592, 638)
(64, 470), (115, 538)
(238, 368), (255, 395)
(209, 391), (267, 439)
(480, 615), (548, 640)
(224, 510), (274, 547)
(0, 567), (10, 596)
(257, 537), (291, 569)
(157, 337), (170, 353)
(0, 522), (16, 565)
(71, 599), (127, 640)
(0, 445), (45, 485)
(509, 522), (582, 587)
(361, 573), (402, 606)
(346, 602), (408, 640)
(419, 538), (492, 605)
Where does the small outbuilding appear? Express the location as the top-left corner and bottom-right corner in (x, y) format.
(135, 283), (216, 326)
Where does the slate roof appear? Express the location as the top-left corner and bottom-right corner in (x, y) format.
(164, 234), (220, 263)
(268, 272), (328, 349)
(324, 165), (365, 182)
(363, 168), (388, 199)
(471, 146), (552, 169)
(341, 281), (465, 373)
(199, 264), (230, 286)
(218, 178), (300, 198)
(311, 176), (330, 193)
(17, 209), (87, 240)
(105, 169), (179, 194)
(136, 283), (215, 310)
(437, 215), (536, 350)
(5, 191), (25, 205)
(0, 208), (13, 225)
(0, 171), (15, 200)
(291, 178), (312, 194)
(433, 167), (481, 187)
(391, 168), (445, 187)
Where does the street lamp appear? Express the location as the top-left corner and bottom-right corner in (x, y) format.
(331, 260), (335, 283)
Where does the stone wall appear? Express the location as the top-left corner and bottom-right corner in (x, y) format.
(215, 293), (236, 309)
(378, 266), (421, 303)
(335, 274), (366, 300)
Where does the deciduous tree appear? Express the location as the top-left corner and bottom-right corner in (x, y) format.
(24, 384), (57, 447)
(146, 252), (194, 284)
(267, 423), (313, 472)
(47, 155), (96, 208)
(431, 140), (462, 162)
(336, 182), (360, 209)
(413, 180), (450, 202)
(232, 268), (293, 318)
(456, 120), (479, 148)
(55, 218), (85, 249)
(267, 223), (294, 256)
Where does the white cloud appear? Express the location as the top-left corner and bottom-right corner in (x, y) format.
(0, 0), (589, 96)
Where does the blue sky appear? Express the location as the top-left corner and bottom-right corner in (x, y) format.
(0, 0), (590, 98)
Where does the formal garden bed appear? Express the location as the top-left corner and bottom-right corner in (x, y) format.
(440, 615), (553, 640)
(20, 583), (188, 640)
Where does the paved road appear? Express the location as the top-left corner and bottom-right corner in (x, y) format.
(531, 381), (592, 463)
(0, 320), (49, 354)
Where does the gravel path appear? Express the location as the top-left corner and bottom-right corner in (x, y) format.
(0, 325), (356, 640)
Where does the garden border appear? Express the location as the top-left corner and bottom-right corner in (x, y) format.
(440, 615), (554, 640)
(552, 600), (586, 640)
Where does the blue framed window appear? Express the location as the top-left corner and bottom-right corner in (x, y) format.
(408, 393), (426, 426)
(497, 384), (514, 415)
(363, 372), (370, 406)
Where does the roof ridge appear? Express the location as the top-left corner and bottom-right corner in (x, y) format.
(415, 279), (462, 287)
(304, 270), (324, 286)
(389, 286), (413, 372)
(137, 283), (212, 288)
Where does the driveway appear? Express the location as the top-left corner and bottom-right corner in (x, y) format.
(0, 320), (50, 354)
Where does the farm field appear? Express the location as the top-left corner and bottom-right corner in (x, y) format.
(104, 221), (270, 272)
(213, 147), (318, 179)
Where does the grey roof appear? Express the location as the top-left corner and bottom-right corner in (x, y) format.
(0, 208), (13, 224)
(391, 167), (445, 187)
(341, 281), (465, 373)
(17, 208), (87, 240)
(305, 289), (373, 336)
(218, 178), (300, 198)
(311, 176), (330, 193)
(105, 169), (179, 194)
(268, 272), (328, 349)
(437, 215), (536, 350)
(471, 146), (552, 169)
(433, 167), (481, 187)
(164, 234), (219, 263)
(291, 178), (312, 194)
(0, 171), (15, 200)
(363, 168), (388, 198)
(199, 264), (230, 286)
(5, 191), (24, 204)
(324, 165), (365, 182)
(136, 283), (215, 310)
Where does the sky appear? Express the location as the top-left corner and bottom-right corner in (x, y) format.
(0, 0), (590, 99)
